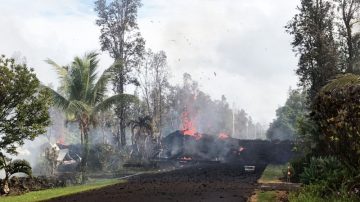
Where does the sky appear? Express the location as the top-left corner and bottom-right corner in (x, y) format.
(0, 0), (300, 126)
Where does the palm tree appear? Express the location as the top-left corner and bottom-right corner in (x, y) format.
(128, 116), (154, 159)
(0, 154), (31, 194)
(129, 116), (153, 145)
(46, 52), (136, 183)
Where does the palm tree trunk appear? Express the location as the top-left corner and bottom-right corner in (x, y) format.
(80, 121), (89, 184)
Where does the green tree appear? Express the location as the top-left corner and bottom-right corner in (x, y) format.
(137, 50), (169, 140)
(0, 55), (51, 194)
(129, 116), (153, 146)
(334, 0), (360, 73)
(267, 89), (307, 140)
(46, 52), (136, 183)
(286, 0), (340, 101)
(95, 0), (145, 147)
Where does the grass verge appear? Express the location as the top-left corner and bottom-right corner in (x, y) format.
(258, 164), (287, 183)
(256, 191), (277, 202)
(1, 179), (124, 202)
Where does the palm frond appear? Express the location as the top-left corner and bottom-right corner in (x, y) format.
(67, 100), (91, 115)
(45, 59), (68, 80)
(93, 94), (138, 114)
(46, 87), (70, 110)
(8, 159), (32, 177)
(46, 59), (69, 93)
(90, 62), (117, 105)
(321, 73), (360, 93)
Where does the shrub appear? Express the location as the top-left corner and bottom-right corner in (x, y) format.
(288, 156), (309, 183)
(87, 144), (114, 172)
(300, 156), (348, 195)
(313, 74), (360, 170)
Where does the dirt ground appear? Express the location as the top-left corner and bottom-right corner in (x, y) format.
(47, 162), (265, 202)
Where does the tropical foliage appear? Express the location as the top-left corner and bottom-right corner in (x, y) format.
(267, 89), (307, 140)
(0, 156), (32, 194)
(46, 52), (136, 182)
(128, 116), (156, 159)
(313, 74), (360, 170)
(95, 0), (145, 147)
(0, 55), (50, 194)
(0, 55), (51, 155)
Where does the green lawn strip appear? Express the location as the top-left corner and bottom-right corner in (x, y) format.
(259, 164), (287, 183)
(257, 191), (277, 202)
(1, 179), (125, 202)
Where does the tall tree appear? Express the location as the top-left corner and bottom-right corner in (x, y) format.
(95, 0), (145, 147)
(335, 0), (360, 73)
(267, 89), (308, 141)
(47, 52), (136, 183)
(137, 50), (169, 139)
(0, 55), (51, 193)
(286, 0), (340, 101)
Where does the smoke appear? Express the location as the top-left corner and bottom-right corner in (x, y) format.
(161, 74), (267, 140)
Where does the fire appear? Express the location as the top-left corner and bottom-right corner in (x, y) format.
(181, 107), (202, 140)
(218, 132), (230, 140)
(57, 134), (65, 145)
(180, 157), (192, 161)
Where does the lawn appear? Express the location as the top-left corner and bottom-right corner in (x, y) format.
(257, 191), (277, 202)
(258, 164), (287, 183)
(0, 179), (124, 202)
(254, 164), (288, 202)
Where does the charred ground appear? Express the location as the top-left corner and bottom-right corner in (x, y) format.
(47, 162), (266, 202)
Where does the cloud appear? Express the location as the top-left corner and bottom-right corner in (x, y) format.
(0, 0), (300, 125)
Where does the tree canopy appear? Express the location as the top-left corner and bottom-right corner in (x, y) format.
(0, 55), (51, 155)
(267, 89), (307, 141)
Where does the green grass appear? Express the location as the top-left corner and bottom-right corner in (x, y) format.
(0, 179), (124, 202)
(288, 192), (358, 202)
(259, 164), (287, 183)
(257, 191), (277, 202)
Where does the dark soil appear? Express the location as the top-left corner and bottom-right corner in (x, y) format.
(47, 162), (266, 202)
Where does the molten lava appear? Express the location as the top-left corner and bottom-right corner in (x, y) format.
(180, 157), (192, 161)
(218, 132), (230, 140)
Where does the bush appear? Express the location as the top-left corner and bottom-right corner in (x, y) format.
(289, 184), (359, 202)
(288, 156), (309, 183)
(87, 144), (114, 172)
(313, 74), (360, 170)
(299, 156), (353, 197)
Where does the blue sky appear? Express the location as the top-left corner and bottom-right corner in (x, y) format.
(0, 0), (300, 125)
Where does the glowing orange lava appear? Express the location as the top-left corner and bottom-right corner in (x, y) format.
(180, 157), (192, 161)
(218, 132), (230, 140)
(181, 108), (202, 140)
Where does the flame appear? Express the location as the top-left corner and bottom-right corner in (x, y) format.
(218, 132), (230, 140)
(180, 157), (192, 161)
(239, 147), (245, 152)
(57, 134), (65, 145)
(181, 107), (202, 140)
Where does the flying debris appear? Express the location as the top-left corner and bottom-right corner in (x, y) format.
(214, 72), (217, 77)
